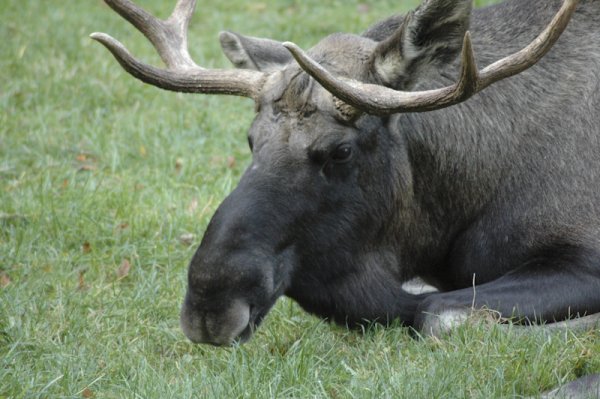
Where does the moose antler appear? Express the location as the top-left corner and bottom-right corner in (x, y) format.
(91, 0), (266, 98)
(282, 0), (579, 115)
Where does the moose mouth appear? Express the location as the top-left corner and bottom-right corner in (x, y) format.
(210, 304), (273, 346)
(231, 280), (288, 344)
(235, 306), (268, 344)
(238, 282), (288, 342)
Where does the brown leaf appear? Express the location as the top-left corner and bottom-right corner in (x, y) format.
(116, 259), (131, 279)
(187, 198), (199, 215)
(175, 158), (184, 173)
(82, 242), (92, 254)
(227, 156), (236, 169)
(0, 273), (11, 288)
(82, 387), (94, 398)
(75, 153), (97, 172)
(78, 164), (97, 172)
(78, 271), (87, 291)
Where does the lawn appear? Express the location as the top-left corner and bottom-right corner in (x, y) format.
(2, 0), (599, 398)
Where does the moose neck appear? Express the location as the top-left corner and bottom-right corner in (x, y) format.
(286, 249), (431, 328)
(387, 81), (521, 281)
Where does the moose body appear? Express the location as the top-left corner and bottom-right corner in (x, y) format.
(93, 0), (600, 345)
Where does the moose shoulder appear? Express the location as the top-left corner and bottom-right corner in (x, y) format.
(93, 0), (600, 346)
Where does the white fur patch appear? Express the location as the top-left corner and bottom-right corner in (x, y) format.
(421, 308), (470, 337)
(402, 278), (439, 294)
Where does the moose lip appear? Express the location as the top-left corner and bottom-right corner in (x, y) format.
(232, 294), (281, 344)
(235, 305), (269, 343)
(235, 321), (257, 344)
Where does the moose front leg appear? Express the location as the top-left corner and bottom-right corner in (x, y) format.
(415, 245), (600, 336)
(289, 256), (433, 328)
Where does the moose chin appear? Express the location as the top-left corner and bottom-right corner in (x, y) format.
(92, 0), (600, 349)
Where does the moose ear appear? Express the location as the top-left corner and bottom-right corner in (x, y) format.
(369, 0), (472, 89)
(219, 31), (293, 72)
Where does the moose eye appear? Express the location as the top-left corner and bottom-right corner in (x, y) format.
(330, 144), (353, 163)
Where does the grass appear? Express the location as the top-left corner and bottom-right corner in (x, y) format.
(1, 0), (599, 397)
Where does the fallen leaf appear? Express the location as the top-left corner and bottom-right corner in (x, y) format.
(82, 242), (92, 253)
(78, 271), (88, 291)
(227, 156), (236, 169)
(82, 387), (94, 398)
(0, 273), (11, 288)
(78, 164), (97, 172)
(179, 233), (195, 246)
(116, 259), (131, 279)
(175, 158), (184, 173)
(209, 155), (236, 169)
(187, 198), (199, 214)
(75, 153), (97, 172)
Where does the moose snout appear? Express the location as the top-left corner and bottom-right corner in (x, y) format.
(180, 296), (251, 346)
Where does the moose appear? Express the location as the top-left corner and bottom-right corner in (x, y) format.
(93, 0), (600, 347)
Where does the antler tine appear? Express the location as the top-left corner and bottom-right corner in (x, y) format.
(165, 0), (196, 67)
(103, 0), (195, 68)
(455, 33), (479, 100)
(171, 0), (196, 23)
(91, 0), (266, 98)
(284, 0), (578, 115)
(103, 0), (157, 33)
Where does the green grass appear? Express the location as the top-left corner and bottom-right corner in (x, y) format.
(2, 0), (599, 397)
